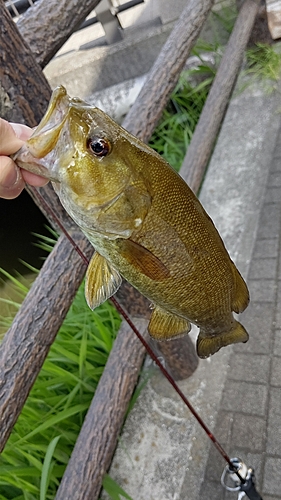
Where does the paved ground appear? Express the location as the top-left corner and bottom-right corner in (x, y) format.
(43, 1), (281, 498)
(200, 109), (281, 499)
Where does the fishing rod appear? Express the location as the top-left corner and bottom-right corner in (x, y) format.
(33, 187), (263, 500)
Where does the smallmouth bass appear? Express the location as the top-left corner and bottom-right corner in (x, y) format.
(14, 86), (250, 358)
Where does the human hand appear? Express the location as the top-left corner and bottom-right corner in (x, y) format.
(0, 118), (48, 199)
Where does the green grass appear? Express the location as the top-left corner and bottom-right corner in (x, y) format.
(246, 42), (281, 83)
(0, 265), (122, 500)
(149, 40), (281, 172)
(149, 70), (215, 171)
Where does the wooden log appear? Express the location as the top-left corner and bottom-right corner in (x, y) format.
(0, 0), (51, 125)
(115, 283), (199, 382)
(0, 1), (76, 231)
(151, 336), (199, 382)
(180, 0), (261, 194)
(237, 0), (273, 45)
(55, 319), (149, 500)
(122, 0), (215, 142)
(0, 233), (93, 451)
(17, 0), (102, 68)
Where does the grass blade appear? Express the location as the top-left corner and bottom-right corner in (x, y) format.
(102, 474), (133, 500)
(40, 435), (61, 500)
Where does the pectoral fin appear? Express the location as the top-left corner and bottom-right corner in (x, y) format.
(85, 252), (122, 310)
(148, 306), (191, 341)
(118, 239), (170, 281)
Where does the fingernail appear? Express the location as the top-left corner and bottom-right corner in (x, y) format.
(10, 123), (24, 138)
(1, 164), (20, 188)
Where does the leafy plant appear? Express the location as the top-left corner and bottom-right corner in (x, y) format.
(0, 265), (122, 500)
(102, 475), (133, 500)
(149, 70), (215, 171)
(246, 42), (281, 82)
(211, 3), (237, 36)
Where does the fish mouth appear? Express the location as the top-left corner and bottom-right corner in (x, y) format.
(12, 86), (70, 181)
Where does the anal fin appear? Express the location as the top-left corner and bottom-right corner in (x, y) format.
(85, 252), (122, 310)
(148, 306), (191, 341)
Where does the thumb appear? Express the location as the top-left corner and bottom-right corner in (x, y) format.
(0, 119), (32, 156)
(10, 122), (33, 142)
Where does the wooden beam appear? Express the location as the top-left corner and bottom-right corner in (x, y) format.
(0, 1), (76, 230)
(55, 319), (149, 500)
(123, 0), (215, 142)
(17, 0), (102, 68)
(180, 0), (261, 193)
(0, 0), (51, 125)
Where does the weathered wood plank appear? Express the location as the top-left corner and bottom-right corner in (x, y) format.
(122, 0), (215, 142)
(17, 0), (102, 68)
(180, 0), (261, 193)
(0, 1), (76, 230)
(55, 319), (149, 500)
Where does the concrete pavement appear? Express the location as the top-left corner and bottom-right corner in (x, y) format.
(198, 81), (281, 500)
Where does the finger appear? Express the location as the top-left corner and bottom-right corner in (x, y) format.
(0, 156), (25, 199)
(0, 119), (48, 189)
(0, 118), (26, 155)
(11, 123), (48, 185)
(22, 170), (49, 187)
(10, 122), (33, 142)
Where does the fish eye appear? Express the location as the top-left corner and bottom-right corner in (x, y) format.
(87, 136), (111, 157)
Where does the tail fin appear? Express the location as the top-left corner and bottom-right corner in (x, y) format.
(197, 321), (249, 359)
